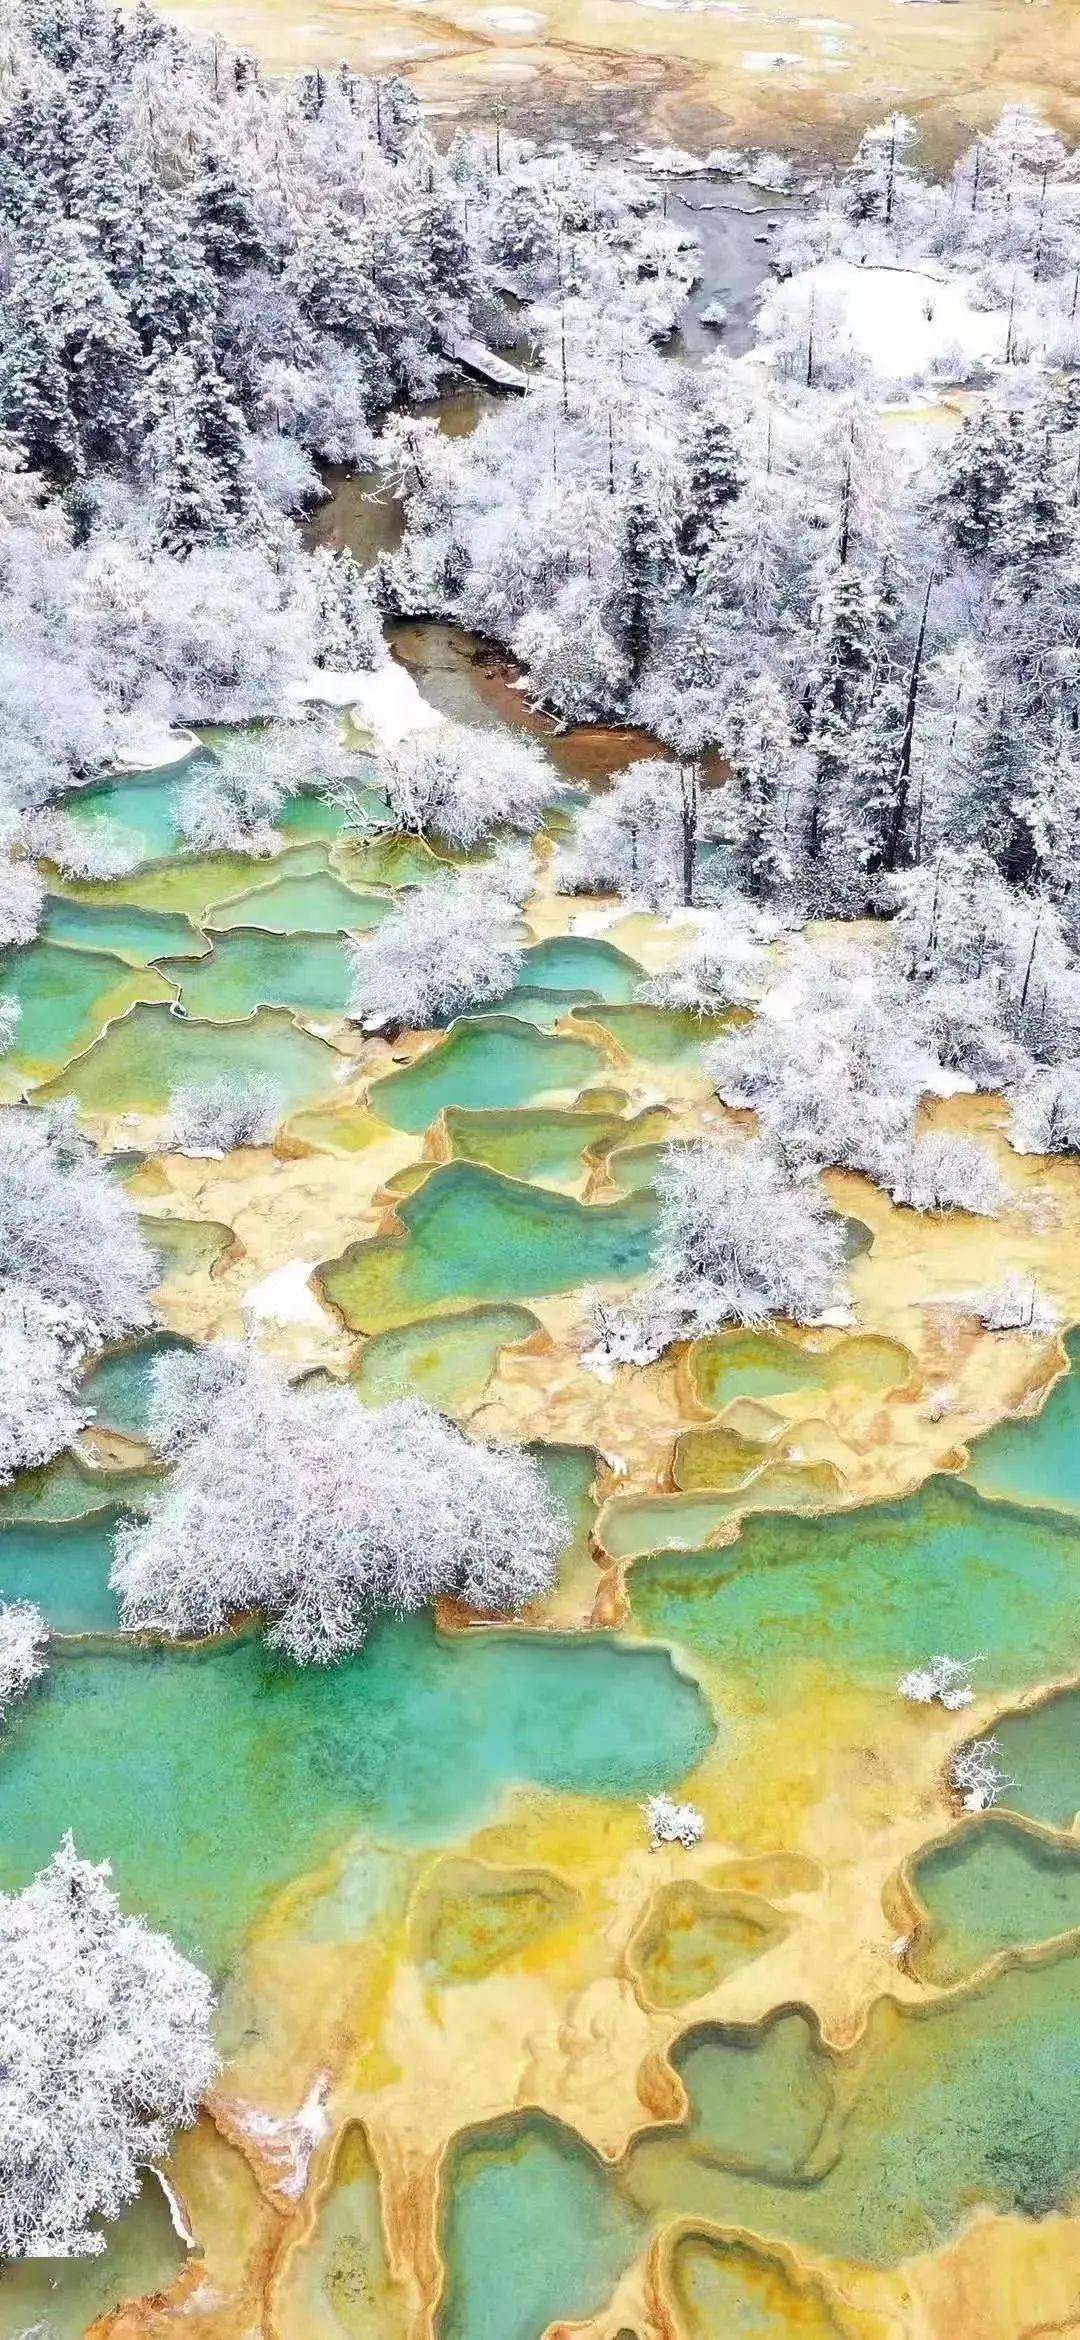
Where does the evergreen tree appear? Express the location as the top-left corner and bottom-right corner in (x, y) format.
(311, 547), (381, 671)
(678, 394), (744, 580)
(934, 401), (1019, 558)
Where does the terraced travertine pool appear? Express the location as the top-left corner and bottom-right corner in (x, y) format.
(1, 725), (1079, 2340)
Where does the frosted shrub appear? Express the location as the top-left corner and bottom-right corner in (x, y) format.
(0, 1600), (48, 1720)
(379, 722), (557, 849)
(973, 1275), (1057, 1335)
(347, 868), (524, 1031)
(0, 1284), (90, 1484)
(113, 1348), (567, 1661)
(645, 1794), (705, 1849)
(1010, 1064), (1080, 1156)
(170, 1075), (281, 1156)
(0, 852), (44, 948)
(652, 1134), (847, 1335)
(0, 1836), (217, 2259)
(891, 1132), (1007, 1217)
(175, 718), (348, 856)
(580, 1296), (673, 1379)
(949, 1736), (1013, 1813)
(899, 1653), (980, 1709)
(22, 809), (139, 883)
(0, 1108), (153, 1341)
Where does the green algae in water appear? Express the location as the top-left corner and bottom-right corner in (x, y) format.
(157, 927), (354, 1021)
(0, 942), (172, 1086)
(60, 841), (328, 923)
(413, 1859), (580, 1984)
(910, 1817), (1080, 1986)
(994, 1689), (1080, 1832)
(0, 1616), (713, 1972)
(965, 1330), (1080, 1515)
(442, 1957), (1080, 2327)
(209, 868), (389, 936)
(44, 892), (205, 964)
(494, 937), (641, 1026)
(0, 1454), (160, 1527)
(142, 1213), (235, 1280)
(632, 1881), (787, 2008)
(352, 1304), (540, 1412)
(0, 1507), (125, 1632)
(371, 1018), (605, 1135)
(690, 1329), (910, 1412)
(0, 2176), (184, 2340)
(442, 1103), (671, 1193)
(629, 1478), (1080, 1699)
(270, 2121), (410, 2340)
(568, 1001), (730, 1066)
(80, 1332), (196, 1442)
(321, 1163), (656, 1333)
(438, 2116), (647, 2340)
(38, 1002), (342, 1117)
(64, 768), (188, 863)
(668, 2230), (846, 2340)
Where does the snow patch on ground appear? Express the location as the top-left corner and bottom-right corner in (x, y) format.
(288, 657), (443, 747)
(152, 2166), (197, 2249)
(109, 718), (200, 772)
(244, 1260), (329, 1330)
(742, 49), (808, 70)
(228, 2075), (331, 2200)
(756, 259), (1045, 388)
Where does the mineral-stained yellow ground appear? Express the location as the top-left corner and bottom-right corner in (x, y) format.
(73, 868), (1080, 2340)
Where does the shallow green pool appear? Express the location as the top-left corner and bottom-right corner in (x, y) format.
(38, 1002), (343, 1118)
(0, 1616), (713, 1973)
(910, 1816), (1080, 1985)
(321, 1163), (657, 1332)
(157, 927), (354, 1021)
(370, 1018), (605, 1134)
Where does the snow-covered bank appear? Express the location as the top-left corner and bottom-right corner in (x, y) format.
(288, 658), (443, 748)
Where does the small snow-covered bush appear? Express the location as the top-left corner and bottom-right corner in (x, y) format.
(652, 1134), (847, 1334)
(347, 867), (524, 1031)
(645, 1793), (705, 1849)
(178, 716), (355, 858)
(899, 1653), (980, 1710)
(0, 853), (44, 949)
(0, 1835), (217, 2259)
(22, 809), (139, 883)
(0, 1600), (48, 1720)
(972, 1275), (1057, 1335)
(379, 721), (557, 848)
(113, 1348), (567, 1661)
(170, 1075), (281, 1156)
(580, 1295), (672, 1379)
(949, 1736), (1013, 1813)
(0, 1284), (90, 1484)
(0, 1108), (153, 1342)
(1010, 1064), (1080, 1156)
(891, 1132), (1007, 1217)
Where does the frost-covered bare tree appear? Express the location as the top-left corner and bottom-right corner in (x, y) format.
(890, 1131), (1007, 1216)
(0, 1836), (217, 2259)
(0, 851), (44, 948)
(170, 1074), (282, 1156)
(0, 1286), (90, 1484)
(651, 1134), (847, 1334)
(177, 717), (355, 856)
(0, 1108), (154, 1341)
(112, 1348), (567, 1659)
(378, 722), (558, 848)
(0, 1600), (48, 1720)
(347, 866), (525, 1031)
